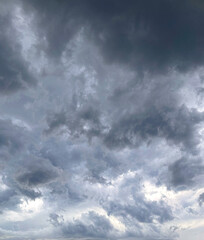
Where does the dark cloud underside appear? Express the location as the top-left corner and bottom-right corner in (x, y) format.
(23, 0), (204, 73)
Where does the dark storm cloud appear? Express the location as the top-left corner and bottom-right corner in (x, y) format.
(1, 1), (204, 239)
(27, 0), (204, 156)
(169, 157), (204, 189)
(0, 6), (36, 94)
(23, 0), (204, 73)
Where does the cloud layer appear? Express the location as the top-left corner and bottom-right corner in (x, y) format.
(0, 1), (204, 240)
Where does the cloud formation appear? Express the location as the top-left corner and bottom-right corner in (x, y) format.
(23, 0), (204, 73)
(0, 3), (36, 94)
(0, 0), (204, 240)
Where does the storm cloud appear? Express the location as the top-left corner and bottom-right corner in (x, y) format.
(23, 0), (204, 73)
(0, 0), (204, 240)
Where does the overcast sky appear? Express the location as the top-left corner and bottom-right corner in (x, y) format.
(0, 0), (204, 239)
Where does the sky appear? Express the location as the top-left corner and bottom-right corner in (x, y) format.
(0, 0), (204, 239)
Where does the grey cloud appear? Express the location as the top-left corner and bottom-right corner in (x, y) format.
(104, 105), (204, 153)
(40, 137), (119, 181)
(49, 182), (87, 204)
(0, 7), (36, 94)
(61, 211), (114, 239)
(16, 167), (59, 187)
(0, 120), (23, 151)
(22, 0), (204, 73)
(45, 105), (103, 140)
(17, 188), (42, 200)
(2, 173), (42, 200)
(0, 119), (45, 201)
(3, 156), (60, 200)
(169, 157), (204, 190)
(104, 199), (173, 224)
(0, 1), (204, 239)
(46, 104), (204, 153)
(0, 189), (16, 204)
(49, 213), (64, 227)
(37, 0), (204, 168)
(0, 189), (20, 212)
(0, 119), (29, 163)
(84, 173), (110, 185)
(22, 0), (82, 59)
(198, 193), (204, 206)
(100, 174), (173, 226)
(15, 157), (60, 187)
